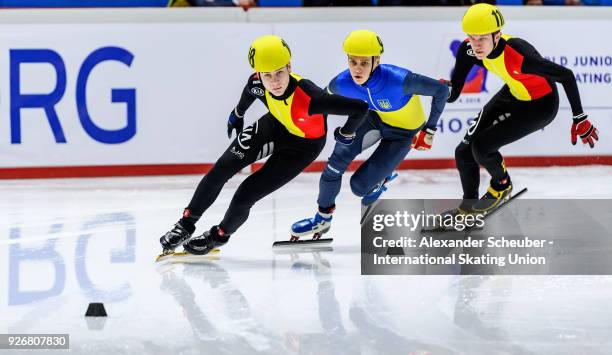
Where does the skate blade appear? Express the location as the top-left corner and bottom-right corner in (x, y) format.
(272, 238), (333, 248)
(155, 250), (175, 263)
(422, 187), (528, 234)
(420, 224), (485, 233)
(421, 225), (467, 233)
(155, 249), (221, 263)
(480, 187), (527, 219)
(273, 246), (333, 254)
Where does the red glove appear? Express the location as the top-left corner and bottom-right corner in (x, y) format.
(411, 128), (436, 150)
(571, 114), (599, 148)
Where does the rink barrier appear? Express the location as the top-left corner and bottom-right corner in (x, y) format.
(0, 163), (214, 179)
(251, 155), (612, 173)
(1, 7), (611, 178)
(2, 155), (609, 179)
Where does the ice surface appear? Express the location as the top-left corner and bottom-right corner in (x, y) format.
(1, 166), (612, 354)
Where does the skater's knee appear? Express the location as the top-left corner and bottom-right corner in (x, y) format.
(470, 138), (491, 162)
(205, 172), (232, 189)
(350, 175), (370, 197)
(229, 188), (258, 211)
(455, 142), (472, 161)
(321, 162), (344, 182)
(207, 161), (238, 184)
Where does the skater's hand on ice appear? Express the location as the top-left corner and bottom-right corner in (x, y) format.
(411, 127), (436, 150)
(227, 108), (244, 139)
(334, 127), (355, 145)
(571, 114), (599, 148)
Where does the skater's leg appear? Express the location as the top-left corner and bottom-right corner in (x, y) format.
(454, 88), (512, 201)
(219, 141), (324, 234)
(349, 136), (411, 199)
(470, 91), (559, 212)
(183, 134), (325, 255)
(290, 115), (379, 239)
(455, 140), (480, 200)
(160, 116), (273, 252)
(317, 113), (380, 210)
(471, 92), (559, 185)
(183, 116), (274, 226)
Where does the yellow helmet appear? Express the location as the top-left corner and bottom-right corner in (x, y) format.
(342, 30), (384, 57)
(248, 35), (292, 72)
(462, 3), (505, 35)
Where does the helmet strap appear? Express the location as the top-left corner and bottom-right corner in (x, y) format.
(370, 56), (375, 76)
(491, 31), (500, 50)
(362, 56), (378, 86)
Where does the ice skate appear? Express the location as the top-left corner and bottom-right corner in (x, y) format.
(359, 171), (400, 226)
(274, 212), (334, 248)
(421, 200), (479, 232)
(183, 225), (229, 256)
(476, 186), (527, 219)
(422, 188), (528, 234)
(472, 178), (513, 214)
(361, 171), (399, 206)
(157, 222), (194, 261)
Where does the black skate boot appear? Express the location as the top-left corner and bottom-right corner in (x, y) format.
(183, 225), (229, 256)
(426, 200), (478, 231)
(472, 175), (513, 214)
(444, 199), (478, 217)
(160, 221), (195, 253)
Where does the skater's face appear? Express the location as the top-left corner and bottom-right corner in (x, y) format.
(348, 55), (380, 85)
(468, 32), (501, 60)
(260, 64), (291, 97)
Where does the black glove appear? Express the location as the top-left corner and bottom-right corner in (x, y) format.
(334, 127), (355, 145)
(438, 78), (453, 101)
(227, 108), (244, 139)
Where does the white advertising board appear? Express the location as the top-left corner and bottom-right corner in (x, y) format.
(0, 9), (610, 177)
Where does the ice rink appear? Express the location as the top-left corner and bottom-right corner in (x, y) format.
(2, 166), (612, 354)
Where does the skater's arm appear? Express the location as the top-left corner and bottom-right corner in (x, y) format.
(234, 74), (260, 117)
(302, 79), (369, 135)
(448, 40), (481, 103)
(514, 38), (584, 116)
(403, 72), (448, 130)
(326, 77), (339, 95)
(315, 93), (369, 134)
